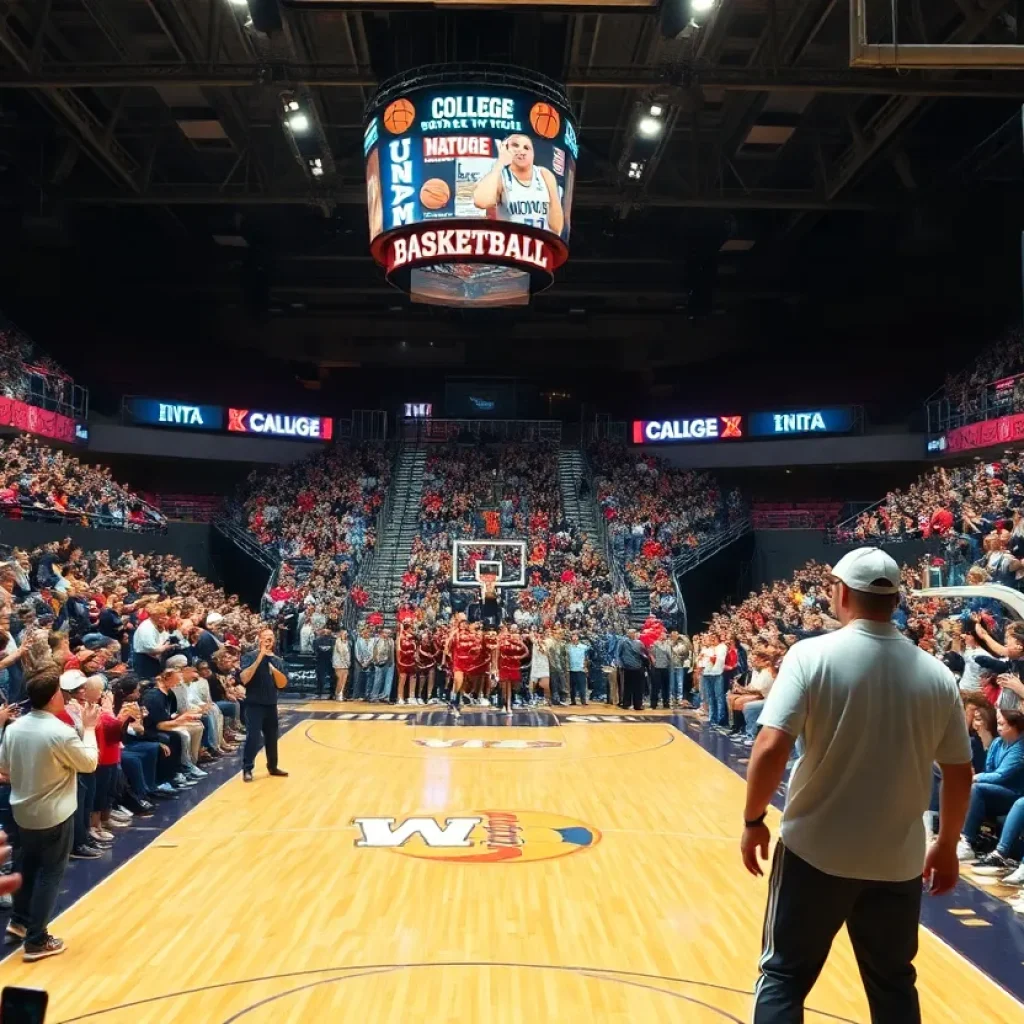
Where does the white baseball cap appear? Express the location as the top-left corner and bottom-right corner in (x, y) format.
(59, 669), (87, 691)
(830, 547), (900, 595)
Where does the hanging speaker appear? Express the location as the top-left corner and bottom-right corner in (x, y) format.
(249, 0), (282, 34)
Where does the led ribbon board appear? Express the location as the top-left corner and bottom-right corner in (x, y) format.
(365, 66), (577, 307)
(632, 417), (744, 444)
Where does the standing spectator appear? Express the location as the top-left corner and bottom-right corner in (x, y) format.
(650, 633), (672, 710)
(332, 628), (351, 701)
(0, 665), (99, 961)
(618, 629), (649, 712)
(353, 626), (373, 701)
(669, 631), (692, 708)
(313, 628), (336, 700)
(741, 547), (973, 1023)
(703, 631), (729, 729)
(370, 628), (394, 704)
(567, 631), (589, 706)
(238, 628), (289, 783)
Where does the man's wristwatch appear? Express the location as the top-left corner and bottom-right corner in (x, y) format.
(744, 812), (767, 828)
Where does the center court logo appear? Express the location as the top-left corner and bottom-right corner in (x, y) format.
(351, 810), (599, 863)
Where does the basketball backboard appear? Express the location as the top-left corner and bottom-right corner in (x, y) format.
(452, 540), (527, 588)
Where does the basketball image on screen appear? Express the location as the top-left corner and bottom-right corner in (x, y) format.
(420, 178), (451, 210)
(383, 97), (415, 134)
(529, 102), (561, 139)
(472, 135), (564, 235)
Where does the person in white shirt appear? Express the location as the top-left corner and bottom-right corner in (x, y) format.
(0, 664), (99, 962)
(702, 632), (729, 728)
(741, 547), (973, 1024)
(131, 603), (173, 680)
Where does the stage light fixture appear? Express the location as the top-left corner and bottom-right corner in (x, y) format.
(228, 0), (248, 7)
(637, 116), (662, 138)
(649, 104), (663, 117)
(288, 113), (310, 134)
(691, 0), (715, 13)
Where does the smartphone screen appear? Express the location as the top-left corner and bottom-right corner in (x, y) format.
(1, 986), (49, 1024)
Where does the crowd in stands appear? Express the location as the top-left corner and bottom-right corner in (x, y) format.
(235, 445), (390, 630)
(941, 327), (1024, 425)
(836, 457), (1024, 564)
(396, 442), (629, 635)
(0, 538), (262, 889)
(0, 436), (165, 530)
(0, 315), (74, 413)
(588, 441), (744, 601)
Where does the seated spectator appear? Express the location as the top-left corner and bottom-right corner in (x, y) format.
(957, 709), (1024, 869)
(0, 436), (164, 531)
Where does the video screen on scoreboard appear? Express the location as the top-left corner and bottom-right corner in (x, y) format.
(409, 264), (530, 307)
(364, 85), (578, 246)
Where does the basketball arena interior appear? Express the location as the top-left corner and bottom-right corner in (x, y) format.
(0, 0), (1023, 1020)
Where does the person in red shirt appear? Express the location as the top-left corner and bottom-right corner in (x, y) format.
(395, 622), (418, 706)
(497, 625), (529, 716)
(415, 630), (438, 704)
(445, 617), (476, 718)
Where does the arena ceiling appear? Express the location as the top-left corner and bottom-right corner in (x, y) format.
(0, 0), (1023, 383)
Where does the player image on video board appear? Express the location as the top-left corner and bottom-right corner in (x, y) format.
(366, 87), (577, 244)
(470, 134), (564, 235)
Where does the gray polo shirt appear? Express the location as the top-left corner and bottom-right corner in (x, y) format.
(758, 619), (971, 882)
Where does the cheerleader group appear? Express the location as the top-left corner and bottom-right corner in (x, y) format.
(393, 614), (550, 718)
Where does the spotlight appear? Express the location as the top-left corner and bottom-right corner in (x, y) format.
(228, 0), (249, 7)
(288, 113), (310, 134)
(649, 104), (663, 117)
(691, 0), (715, 12)
(285, 100), (300, 112)
(627, 160), (645, 180)
(311, 166), (324, 177)
(637, 116), (662, 138)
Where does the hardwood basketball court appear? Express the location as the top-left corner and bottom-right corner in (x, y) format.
(0, 711), (1020, 1023)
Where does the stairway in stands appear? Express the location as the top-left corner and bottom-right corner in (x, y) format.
(558, 447), (600, 538)
(629, 589), (652, 627)
(362, 445), (426, 627)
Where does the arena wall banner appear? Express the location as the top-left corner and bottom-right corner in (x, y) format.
(747, 407), (855, 437)
(944, 410), (1024, 454)
(364, 65), (577, 307)
(632, 417), (744, 444)
(0, 397), (75, 444)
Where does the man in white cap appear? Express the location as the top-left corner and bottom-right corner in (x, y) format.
(741, 547), (974, 1024)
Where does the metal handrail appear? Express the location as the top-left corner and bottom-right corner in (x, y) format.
(580, 447), (628, 596)
(0, 501), (165, 533)
(672, 516), (752, 577)
(212, 516), (279, 571)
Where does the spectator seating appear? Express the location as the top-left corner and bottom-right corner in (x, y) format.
(939, 326), (1024, 428)
(832, 458), (1023, 565)
(0, 312), (78, 415)
(396, 442), (629, 633)
(0, 539), (261, 858)
(0, 436), (165, 531)
(751, 502), (844, 530)
(587, 441), (744, 619)
(231, 444), (391, 635)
